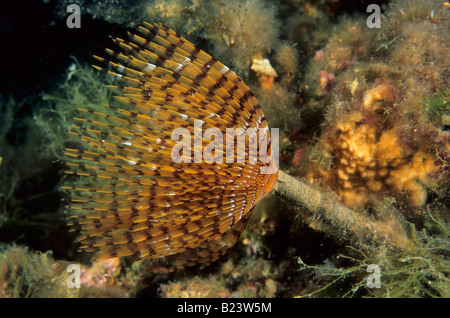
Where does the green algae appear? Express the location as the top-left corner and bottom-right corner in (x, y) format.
(36, 56), (115, 159)
(0, 245), (79, 298)
(296, 211), (449, 298)
(425, 88), (450, 126)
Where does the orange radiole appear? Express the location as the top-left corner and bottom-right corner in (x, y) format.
(63, 22), (278, 269)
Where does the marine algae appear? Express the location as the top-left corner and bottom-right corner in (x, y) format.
(296, 212), (449, 298)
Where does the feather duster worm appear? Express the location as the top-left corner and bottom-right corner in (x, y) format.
(63, 22), (278, 269)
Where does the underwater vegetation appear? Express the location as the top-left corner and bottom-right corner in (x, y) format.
(426, 88), (450, 126)
(57, 0), (281, 77)
(296, 212), (449, 297)
(300, 0), (449, 211)
(0, 0), (449, 298)
(0, 245), (76, 298)
(0, 244), (143, 297)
